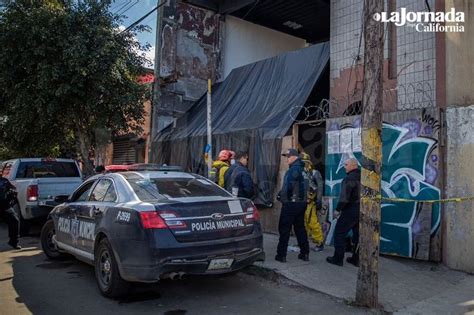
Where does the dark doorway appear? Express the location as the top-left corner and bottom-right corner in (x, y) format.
(297, 121), (326, 181)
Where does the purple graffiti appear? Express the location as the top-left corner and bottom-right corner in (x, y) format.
(423, 125), (433, 135)
(353, 118), (361, 128)
(400, 119), (421, 142)
(412, 220), (422, 235)
(425, 163), (438, 185)
(328, 123), (340, 131)
(431, 155), (438, 163)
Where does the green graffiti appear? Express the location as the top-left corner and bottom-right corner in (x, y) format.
(325, 124), (440, 257)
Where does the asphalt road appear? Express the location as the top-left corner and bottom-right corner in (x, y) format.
(0, 224), (370, 315)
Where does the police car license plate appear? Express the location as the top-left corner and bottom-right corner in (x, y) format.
(207, 258), (234, 270)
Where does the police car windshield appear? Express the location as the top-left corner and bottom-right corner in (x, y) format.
(126, 176), (229, 201)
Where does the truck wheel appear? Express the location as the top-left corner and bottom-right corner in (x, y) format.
(40, 220), (67, 260)
(95, 238), (130, 298)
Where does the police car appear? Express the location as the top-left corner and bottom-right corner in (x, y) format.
(40, 169), (264, 298)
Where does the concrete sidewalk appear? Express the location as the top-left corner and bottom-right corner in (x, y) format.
(255, 233), (474, 314)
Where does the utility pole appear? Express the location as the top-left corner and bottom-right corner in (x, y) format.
(355, 0), (384, 308)
(206, 79), (212, 177)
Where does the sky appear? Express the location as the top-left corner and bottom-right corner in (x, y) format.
(111, 0), (157, 66)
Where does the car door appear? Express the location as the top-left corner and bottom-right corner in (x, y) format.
(75, 178), (117, 255)
(55, 180), (96, 250)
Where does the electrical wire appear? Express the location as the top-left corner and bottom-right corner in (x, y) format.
(241, 0), (259, 20)
(118, 0), (139, 16)
(120, 1), (166, 34)
(113, 0), (132, 14)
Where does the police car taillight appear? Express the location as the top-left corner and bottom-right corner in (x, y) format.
(27, 184), (38, 202)
(139, 211), (167, 229)
(158, 211), (187, 229)
(244, 205), (260, 223)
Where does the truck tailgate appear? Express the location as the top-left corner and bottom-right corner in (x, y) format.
(36, 178), (82, 199)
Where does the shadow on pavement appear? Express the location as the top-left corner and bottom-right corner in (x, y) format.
(3, 227), (249, 315)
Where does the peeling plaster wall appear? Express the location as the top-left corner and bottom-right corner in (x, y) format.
(158, 1), (222, 117)
(223, 16), (306, 79)
(445, 105), (474, 273)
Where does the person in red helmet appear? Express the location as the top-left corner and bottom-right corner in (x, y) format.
(210, 149), (233, 187)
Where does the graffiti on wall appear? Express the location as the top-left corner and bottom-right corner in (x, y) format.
(325, 110), (441, 259)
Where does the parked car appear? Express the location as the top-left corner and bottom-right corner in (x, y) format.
(40, 170), (264, 298)
(1, 158), (83, 234)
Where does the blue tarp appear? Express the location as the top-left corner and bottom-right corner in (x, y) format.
(154, 42), (329, 206)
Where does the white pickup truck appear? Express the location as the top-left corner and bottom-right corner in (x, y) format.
(1, 158), (83, 234)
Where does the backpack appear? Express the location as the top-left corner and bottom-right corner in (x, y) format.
(210, 163), (229, 187)
(302, 168), (323, 206)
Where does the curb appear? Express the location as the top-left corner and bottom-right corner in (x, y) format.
(244, 263), (388, 314)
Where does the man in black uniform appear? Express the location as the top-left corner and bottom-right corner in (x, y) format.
(224, 151), (255, 199)
(0, 176), (21, 249)
(327, 158), (360, 266)
(275, 148), (309, 263)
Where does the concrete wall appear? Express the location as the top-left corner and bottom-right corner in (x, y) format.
(445, 0), (474, 106)
(222, 16), (306, 79)
(445, 105), (474, 273)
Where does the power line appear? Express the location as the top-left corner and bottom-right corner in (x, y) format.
(120, 1), (166, 34)
(118, 0), (139, 16)
(241, 0), (259, 20)
(113, 0), (132, 14)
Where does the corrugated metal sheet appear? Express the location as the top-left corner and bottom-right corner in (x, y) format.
(112, 138), (136, 165)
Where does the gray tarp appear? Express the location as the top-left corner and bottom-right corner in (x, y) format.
(154, 42), (329, 206)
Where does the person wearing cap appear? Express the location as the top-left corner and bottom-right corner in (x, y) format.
(300, 152), (325, 252)
(210, 149), (233, 187)
(275, 148), (310, 263)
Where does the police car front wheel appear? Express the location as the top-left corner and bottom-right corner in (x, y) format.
(94, 238), (130, 298)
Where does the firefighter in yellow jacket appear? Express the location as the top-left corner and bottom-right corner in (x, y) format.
(210, 150), (234, 187)
(301, 153), (325, 252)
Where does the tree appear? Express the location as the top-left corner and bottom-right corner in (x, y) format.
(355, 0), (384, 308)
(0, 0), (150, 174)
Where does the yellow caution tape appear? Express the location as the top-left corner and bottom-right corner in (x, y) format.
(360, 195), (474, 203)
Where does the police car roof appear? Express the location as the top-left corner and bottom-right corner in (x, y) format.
(118, 171), (196, 179)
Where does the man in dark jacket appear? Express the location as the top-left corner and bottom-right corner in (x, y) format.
(0, 176), (21, 249)
(275, 148), (309, 263)
(224, 151), (255, 199)
(327, 158), (360, 266)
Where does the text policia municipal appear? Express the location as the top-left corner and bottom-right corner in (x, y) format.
(191, 219), (245, 232)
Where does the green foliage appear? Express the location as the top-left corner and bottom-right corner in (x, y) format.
(0, 0), (150, 173)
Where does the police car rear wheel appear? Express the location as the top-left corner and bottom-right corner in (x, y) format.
(95, 238), (129, 298)
(40, 219), (66, 260)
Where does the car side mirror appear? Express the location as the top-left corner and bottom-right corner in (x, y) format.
(54, 195), (70, 203)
